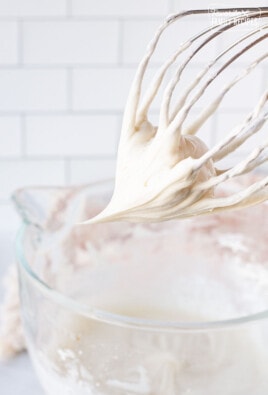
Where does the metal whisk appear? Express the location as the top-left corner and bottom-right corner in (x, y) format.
(88, 7), (268, 223)
(123, 7), (268, 220)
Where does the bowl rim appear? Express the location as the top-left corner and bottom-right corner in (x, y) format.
(14, 182), (268, 333)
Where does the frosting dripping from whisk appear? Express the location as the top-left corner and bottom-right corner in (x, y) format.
(84, 10), (268, 224)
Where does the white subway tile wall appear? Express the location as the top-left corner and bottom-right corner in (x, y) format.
(0, 117), (21, 156)
(0, 159), (65, 200)
(0, 0), (67, 17)
(72, 68), (136, 110)
(26, 115), (119, 156)
(23, 21), (119, 64)
(0, 69), (67, 111)
(0, 0), (266, 229)
(69, 158), (117, 184)
(72, 0), (170, 17)
(0, 22), (18, 64)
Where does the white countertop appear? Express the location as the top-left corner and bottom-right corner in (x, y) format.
(1, 354), (44, 395)
(0, 228), (44, 394)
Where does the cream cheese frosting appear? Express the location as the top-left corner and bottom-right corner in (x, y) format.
(87, 121), (216, 223)
(85, 12), (268, 224)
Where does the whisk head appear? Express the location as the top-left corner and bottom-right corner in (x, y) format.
(86, 7), (268, 223)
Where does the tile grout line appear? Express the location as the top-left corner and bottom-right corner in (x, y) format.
(0, 110), (126, 116)
(64, 158), (71, 185)
(117, 18), (124, 66)
(0, 108), (251, 116)
(20, 114), (27, 157)
(66, 68), (73, 111)
(17, 19), (24, 66)
(0, 16), (168, 22)
(0, 155), (116, 162)
(0, 61), (252, 70)
(66, 0), (73, 18)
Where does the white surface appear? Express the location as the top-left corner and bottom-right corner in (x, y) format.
(0, 354), (44, 395)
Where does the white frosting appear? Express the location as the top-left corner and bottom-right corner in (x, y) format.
(89, 121), (216, 223)
(84, 13), (268, 224)
(27, 202), (268, 395)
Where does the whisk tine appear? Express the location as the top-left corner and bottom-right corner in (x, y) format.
(142, 8), (268, 217)
(212, 92), (268, 162)
(140, 10), (267, 125)
(127, 8), (268, 133)
(172, 24), (268, 128)
(168, 42), (268, 138)
(158, 14), (263, 129)
(161, 18), (256, 127)
(195, 175), (268, 215)
(190, 108), (267, 176)
(200, 127), (268, 189)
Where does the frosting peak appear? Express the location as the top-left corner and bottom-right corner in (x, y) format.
(86, 120), (216, 223)
(84, 12), (268, 224)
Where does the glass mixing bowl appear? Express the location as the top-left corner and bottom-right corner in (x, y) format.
(14, 180), (268, 395)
